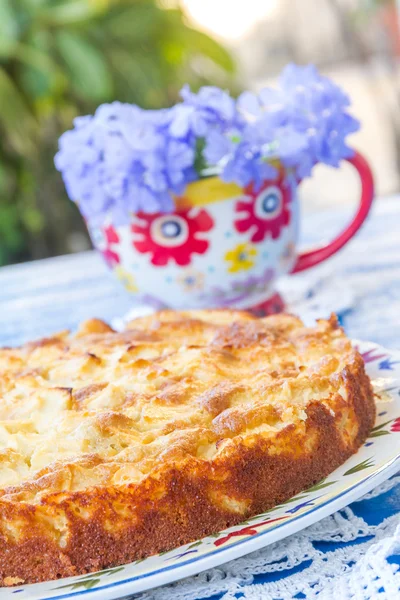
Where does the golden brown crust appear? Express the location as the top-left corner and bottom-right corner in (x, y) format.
(0, 310), (375, 585)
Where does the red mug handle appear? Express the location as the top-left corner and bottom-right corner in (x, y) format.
(291, 150), (374, 273)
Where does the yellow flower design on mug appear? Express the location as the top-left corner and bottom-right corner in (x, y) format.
(114, 265), (139, 292)
(224, 242), (258, 273)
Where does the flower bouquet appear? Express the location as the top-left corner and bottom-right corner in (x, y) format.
(55, 64), (373, 312)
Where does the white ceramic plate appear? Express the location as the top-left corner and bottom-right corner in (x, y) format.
(2, 340), (400, 600)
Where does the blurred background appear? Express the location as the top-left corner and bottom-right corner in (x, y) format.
(0, 0), (399, 266)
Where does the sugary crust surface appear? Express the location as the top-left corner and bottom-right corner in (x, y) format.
(0, 310), (375, 585)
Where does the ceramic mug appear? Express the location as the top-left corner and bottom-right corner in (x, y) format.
(88, 151), (374, 313)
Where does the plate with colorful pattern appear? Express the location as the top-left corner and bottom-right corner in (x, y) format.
(2, 340), (400, 600)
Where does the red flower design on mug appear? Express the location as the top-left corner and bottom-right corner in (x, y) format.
(234, 175), (292, 243)
(101, 225), (120, 266)
(391, 417), (400, 432)
(131, 208), (214, 266)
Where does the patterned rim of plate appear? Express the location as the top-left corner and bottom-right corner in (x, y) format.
(2, 340), (400, 600)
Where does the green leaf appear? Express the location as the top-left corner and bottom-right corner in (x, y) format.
(55, 567), (122, 590)
(84, 579), (101, 590)
(247, 507), (279, 521)
(0, 203), (23, 250)
(0, 161), (14, 194)
(279, 494), (309, 506)
(19, 62), (52, 99)
(0, 67), (36, 154)
(108, 47), (163, 105)
(181, 27), (236, 74)
(344, 458), (374, 476)
(370, 419), (393, 432)
(247, 490), (324, 521)
(306, 480), (336, 493)
(42, 1), (100, 26)
(96, 566), (125, 576)
(194, 137), (208, 177)
(369, 430), (391, 438)
(381, 385), (400, 394)
(0, 0), (19, 57)
(187, 540), (203, 549)
(15, 36), (60, 99)
(21, 206), (44, 233)
(105, 4), (161, 43)
(56, 577), (101, 591)
(55, 30), (113, 101)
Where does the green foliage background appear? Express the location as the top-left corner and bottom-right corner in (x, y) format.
(0, 0), (235, 265)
